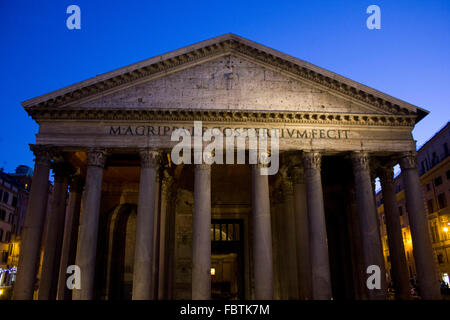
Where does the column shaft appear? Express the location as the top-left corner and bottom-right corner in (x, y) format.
(292, 166), (312, 300)
(280, 176), (299, 299)
(158, 171), (173, 299)
(72, 149), (107, 300)
(352, 152), (387, 299)
(13, 146), (51, 300)
(192, 164), (211, 299)
(400, 153), (441, 299)
(57, 176), (83, 300)
(152, 172), (161, 300)
(252, 165), (273, 300)
(379, 166), (411, 300)
(132, 150), (160, 300)
(303, 152), (332, 300)
(39, 162), (71, 300)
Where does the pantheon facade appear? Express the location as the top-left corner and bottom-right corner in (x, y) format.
(12, 34), (441, 300)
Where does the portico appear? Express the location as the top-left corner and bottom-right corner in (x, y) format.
(12, 34), (441, 300)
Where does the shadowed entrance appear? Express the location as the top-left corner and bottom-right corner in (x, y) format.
(211, 219), (244, 300)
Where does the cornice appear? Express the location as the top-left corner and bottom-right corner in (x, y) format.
(26, 107), (417, 127)
(22, 37), (425, 122)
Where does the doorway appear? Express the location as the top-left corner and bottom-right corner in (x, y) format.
(211, 219), (245, 300)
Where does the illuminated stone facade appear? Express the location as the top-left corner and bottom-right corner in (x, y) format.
(377, 122), (450, 293)
(12, 34), (441, 300)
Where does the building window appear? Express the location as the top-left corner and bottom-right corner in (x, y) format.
(421, 160), (427, 173)
(432, 152), (439, 166)
(398, 206), (403, 216)
(431, 222), (439, 243)
(438, 193), (447, 209)
(1, 251), (7, 263)
(447, 170), (450, 180)
(0, 210), (5, 221)
(0, 228), (3, 242)
(435, 176), (443, 186)
(444, 143), (449, 157)
(11, 196), (17, 207)
(427, 199), (434, 213)
(426, 183), (431, 192)
(5, 232), (11, 242)
(2, 191), (8, 204)
(438, 254), (444, 264)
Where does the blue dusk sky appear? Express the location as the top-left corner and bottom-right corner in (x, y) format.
(0, 0), (449, 173)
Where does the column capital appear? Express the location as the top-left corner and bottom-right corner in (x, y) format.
(377, 165), (394, 185)
(351, 151), (370, 171)
(195, 163), (212, 170)
(86, 149), (109, 168)
(139, 149), (161, 168)
(70, 175), (85, 193)
(290, 166), (305, 184)
(52, 162), (75, 183)
(281, 178), (294, 198)
(30, 144), (53, 166)
(161, 170), (174, 196)
(252, 162), (270, 169)
(303, 152), (322, 169)
(399, 152), (417, 170)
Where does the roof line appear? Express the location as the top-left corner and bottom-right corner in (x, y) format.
(21, 33), (429, 121)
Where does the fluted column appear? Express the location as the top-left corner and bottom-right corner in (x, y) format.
(132, 149), (160, 300)
(351, 152), (387, 300)
(39, 161), (73, 300)
(57, 175), (84, 300)
(158, 170), (173, 299)
(72, 149), (108, 300)
(13, 145), (52, 300)
(252, 164), (273, 300)
(400, 152), (441, 299)
(192, 163), (211, 300)
(378, 165), (411, 300)
(152, 171), (161, 300)
(291, 166), (312, 300)
(280, 170), (299, 299)
(303, 151), (331, 300)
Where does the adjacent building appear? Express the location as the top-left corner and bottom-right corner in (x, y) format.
(377, 122), (450, 288)
(12, 34), (443, 300)
(0, 166), (32, 287)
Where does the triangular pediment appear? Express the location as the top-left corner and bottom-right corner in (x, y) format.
(23, 33), (428, 122)
(71, 55), (386, 115)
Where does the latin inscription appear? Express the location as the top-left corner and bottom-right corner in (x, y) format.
(109, 126), (350, 139)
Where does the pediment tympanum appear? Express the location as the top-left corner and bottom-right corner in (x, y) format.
(23, 34), (427, 123)
(71, 55), (386, 115)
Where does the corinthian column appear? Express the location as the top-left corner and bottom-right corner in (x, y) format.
(280, 170), (299, 299)
(39, 161), (73, 300)
(252, 164), (273, 300)
(378, 165), (410, 300)
(158, 170), (173, 299)
(132, 149), (160, 300)
(192, 163), (211, 300)
(72, 149), (108, 300)
(57, 175), (84, 300)
(303, 152), (331, 300)
(351, 152), (387, 300)
(400, 152), (441, 299)
(13, 145), (52, 300)
(291, 166), (312, 300)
